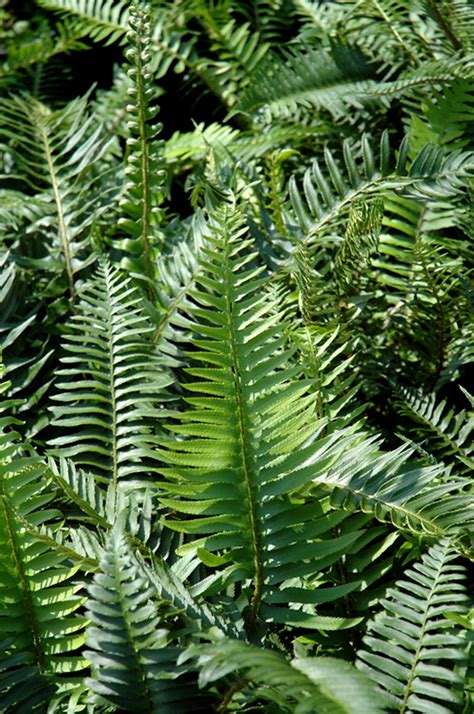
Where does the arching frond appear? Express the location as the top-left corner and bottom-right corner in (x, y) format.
(184, 639), (385, 713)
(288, 134), (474, 245)
(393, 386), (474, 474)
(37, 0), (130, 45)
(236, 45), (378, 122)
(0, 380), (87, 709)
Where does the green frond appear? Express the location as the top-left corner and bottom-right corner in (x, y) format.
(195, 14), (270, 108)
(37, 0), (130, 46)
(334, 198), (383, 294)
(48, 259), (173, 486)
(0, 391), (88, 709)
(357, 539), (469, 712)
(0, 93), (116, 297)
(289, 134), (473, 245)
(331, 0), (437, 67)
(84, 527), (203, 712)
(236, 44), (378, 122)
(183, 639), (385, 713)
(429, 0), (474, 53)
(393, 386), (474, 474)
(157, 206), (359, 632)
(311, 437), (474, 542)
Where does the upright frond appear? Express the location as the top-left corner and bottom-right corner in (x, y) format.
(118, 2), (167, 292)
(357, 540), (470, 712)
(85, 528), (204, 712)
(49, 260), (173, 486)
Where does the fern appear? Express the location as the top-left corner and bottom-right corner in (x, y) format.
(0, 93), (116, 297)
(392, 386), (474, 474)
(0, 376), (88, 710)
(184, 639), (385, 713)
(37, 0), (130, 45)
(236, 44), (378, 122)
(1, 1), (473, 710)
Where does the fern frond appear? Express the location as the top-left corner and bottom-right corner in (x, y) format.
(333, 0), (437, 67)
(393, 387), (474, 473)
(311, 438), (473, 542)
(37, 0), (130, 46)
(236, 44), (378, 122)
(195, 11), (270, 108)
(184, 639), (385, 713)
(158, 206), (365, 633)
(0, 93), (116, 296)
(0, 387), (88, 709)
(48, 259), (173, 486)
(84, 527), (202, 712)
(357, 539), (469, 712)
(289, 134), (473, 244)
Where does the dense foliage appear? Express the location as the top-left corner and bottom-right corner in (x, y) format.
(0, 0), (473, 711)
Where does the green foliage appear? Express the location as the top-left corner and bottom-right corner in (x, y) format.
(0, 0), (472, 711)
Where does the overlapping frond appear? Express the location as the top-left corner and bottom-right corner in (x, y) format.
(236, 45), (377, 122)
(84, 528), (205, 713)
(37, 0), (130, 45)
(393, 387), (474, 474)
(288, 134), (474, 244)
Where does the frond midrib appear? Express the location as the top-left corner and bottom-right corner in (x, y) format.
(223, 231), (264, 631)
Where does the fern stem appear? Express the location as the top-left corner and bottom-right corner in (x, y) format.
(0, 497), (46, 670)
(428, 1), (462, 51)
(37, 111), (75, 298)
(104, 266), (119, 490)
(369, 0), (418, 65)
(217, 678), (250, 712)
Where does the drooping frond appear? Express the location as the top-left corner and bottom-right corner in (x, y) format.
(48, 259), (173, 486)
(357, 539), (470, 712)
(236, 45), (378, 122)
(310, 437), (473, 543)
(288, 134), (474, 245)
(393, 386), (474, 474)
